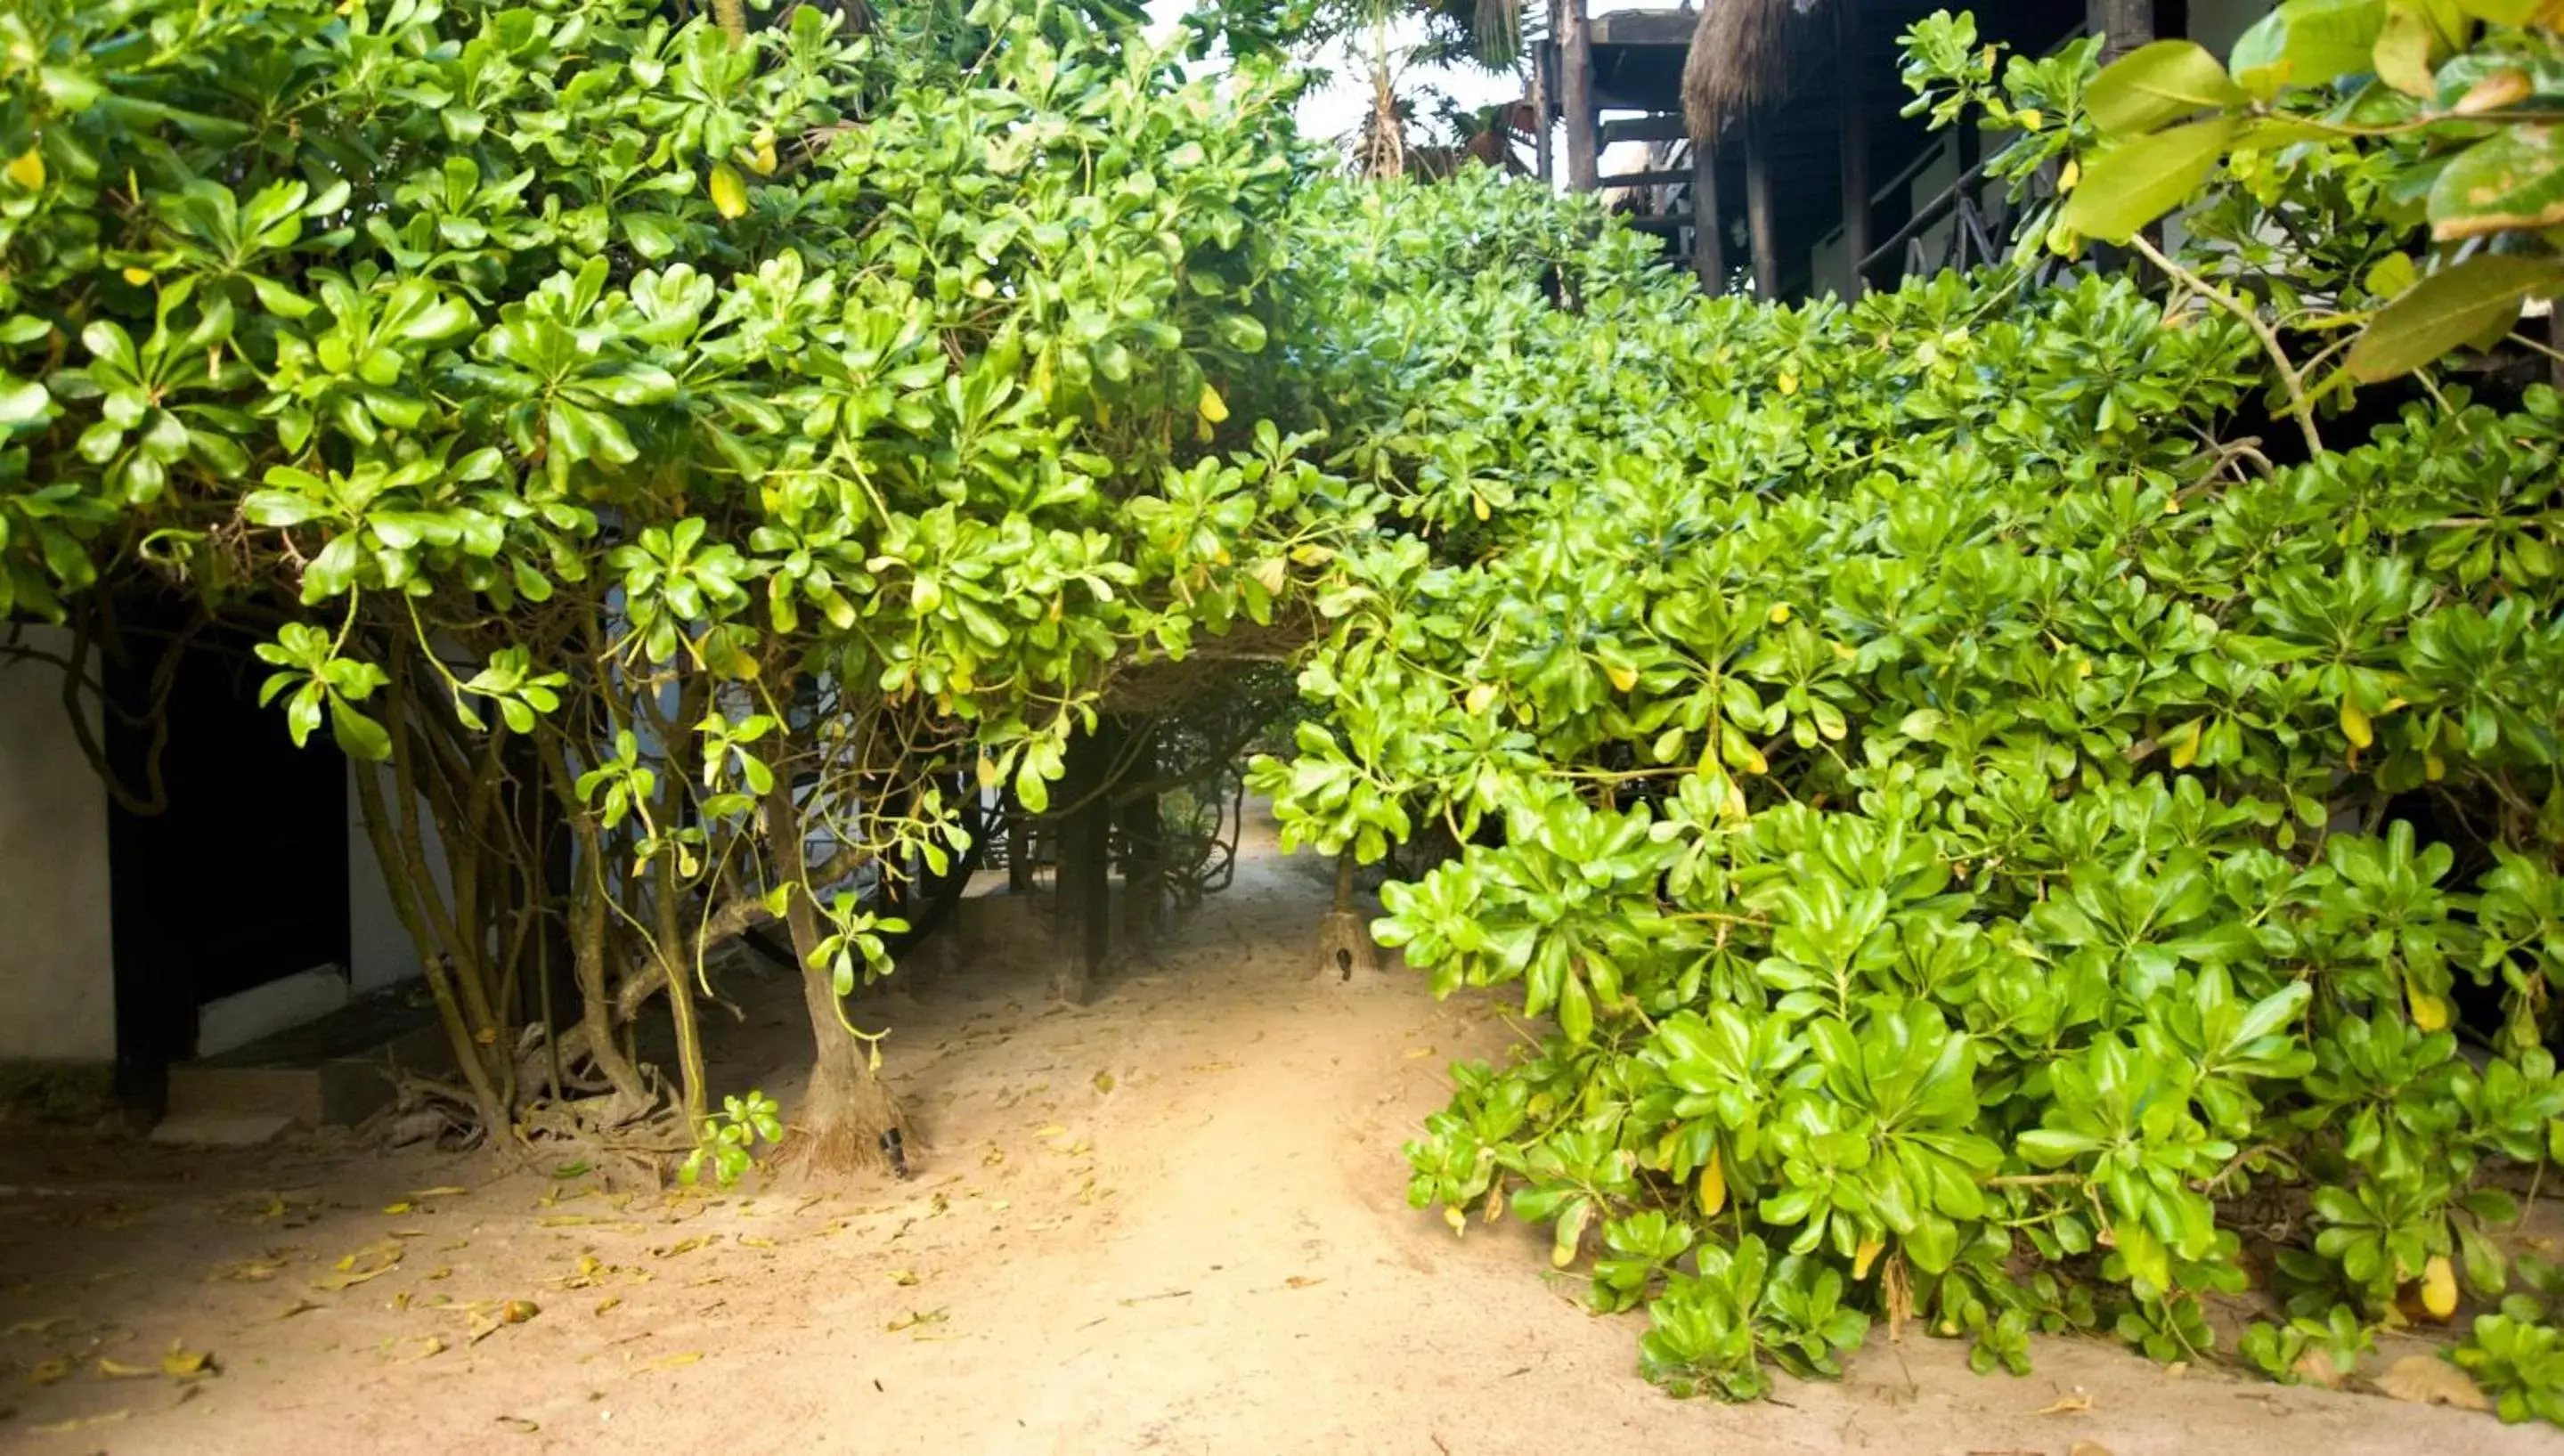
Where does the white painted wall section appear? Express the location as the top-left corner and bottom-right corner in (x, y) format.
(0, 631), (116, 1062)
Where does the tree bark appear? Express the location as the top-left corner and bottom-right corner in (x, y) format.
(763, 728), (902, 1173)
(2088, 0), (2154, 64)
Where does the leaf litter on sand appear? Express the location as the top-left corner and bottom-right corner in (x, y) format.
(311, 1240), (405, 1290)
(2375, 1354), (2491, 1411)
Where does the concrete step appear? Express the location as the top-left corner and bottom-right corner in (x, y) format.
(164, 985), (446, 1129)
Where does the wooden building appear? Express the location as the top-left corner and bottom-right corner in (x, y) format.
(1535, 0), (2277, 299)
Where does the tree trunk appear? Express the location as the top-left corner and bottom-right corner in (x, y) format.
(1116, 718), (1161, 948)
(763, 730), (903, 1173)
(1050, 720), (1117, 1005)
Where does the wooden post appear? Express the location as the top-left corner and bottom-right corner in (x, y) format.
(1562, 0), (1596, 192)
(1048, 719), (1117, 1005)
(1745, 111), (1779, 301)
(2088, 0), (2154, 63)
(1534, 14), (1555, 186)
(1835, 3), (1871, 297)
(1690, 137), (1724, 290)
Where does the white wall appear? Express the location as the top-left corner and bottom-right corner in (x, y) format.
(0, 631), (116, 1063)
(348, 761), (444, 994)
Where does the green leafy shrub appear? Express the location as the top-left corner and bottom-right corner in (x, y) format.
(1253, 145), (2564, 1404)
(2, 0), (1336, 1159)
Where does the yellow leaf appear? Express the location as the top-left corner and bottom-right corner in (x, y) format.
(33, 1409), (129, 1434)
(162, 1346), (214, 1378)
(1196, 381), (1229, 425)
(594, 1296), (622, 1315)
(2017, 108), (2045, 132)
(642, 1351), (704, 1371)
(383, 1201), (414, 1215)
(1767, 602), (1791, 625)
(98, 1357), (159, 1379)
(1443, 1204), (1467, 1234)
(1605, 663), (1637, 693)
(2059, 158), (2080, 192)
(2169, 718), (2202, 769)
(2340, 701), (2373, 750)
(121, 266), (153, 286)
(1697, 1150), (1726, 1218)
(2409, 987), (2450, 1033)
(1470, 491), (1489, 521)
(1464, 683), (1497, 715)
(2424, 750), (2446, 782)
(5, 147), (42, 191)
(411, 1185), (469, 1199)
(749, 129), (779, 176)
(28, 1355), (75, 1386)
(1776, 371), (1799, 396)
(709, 162), (749, 221)
(1852, 1238), (1885, 1280)
(2420, 1255), (2458, 1320)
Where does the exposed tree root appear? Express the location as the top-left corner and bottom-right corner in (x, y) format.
(783, 1053), (910, 1178)
(1315, 909), (1380, 982)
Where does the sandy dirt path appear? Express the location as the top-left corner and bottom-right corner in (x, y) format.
(2, 809), (2557, 1454)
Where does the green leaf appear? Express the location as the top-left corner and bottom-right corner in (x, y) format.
(2086, 41), (2249, 136)
(2346, 253), (2564, 382)
(2061, 118), (2241, 243)
(2231, 0), (2389, 98)
(329, 698), (393, 761)
(2429, 127), (2564, 241)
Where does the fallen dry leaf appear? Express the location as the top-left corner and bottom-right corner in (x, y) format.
(594, 1297), (623, 1316)
(26, 1356), (75, 1386)
(391, 1336), (446, 1364)
(275, 1299), (322, 1321)
(496, 1415), (540, 1434)
(2034, 1390), (2094, 1415)
(885, 1308), (948, 1333)
(1284, 1276), (1324, 1289)
(640, 1351), (703, 1371)
(888, 1269), (919, 1287)
(2068, 1444), (2115, 1456)
(2375, 1354), (2490, 1411)
(32, 1407), (128, 1434)
(312, 1242), (406, 1291)
(2293, 1348), (2347, 1388)
(651, 1236), (711, 1259)
(96, 1357), (158, 1379)
(160, 1345), (214, 1379)
(4, 1316), (71, 1338)
(411, 1186), (469, 1200)
(209, 1257), (289, 1284)
(381, 1201), (414, 1216)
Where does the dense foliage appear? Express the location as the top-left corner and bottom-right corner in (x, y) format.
(1255, 151), (2564, 1411)
(0, 0), (1335, 1160)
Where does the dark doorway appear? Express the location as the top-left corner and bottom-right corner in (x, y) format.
(103, 598), (351, 1108)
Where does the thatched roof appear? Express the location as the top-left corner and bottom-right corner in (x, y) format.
(1682, 0), (1828, 138)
